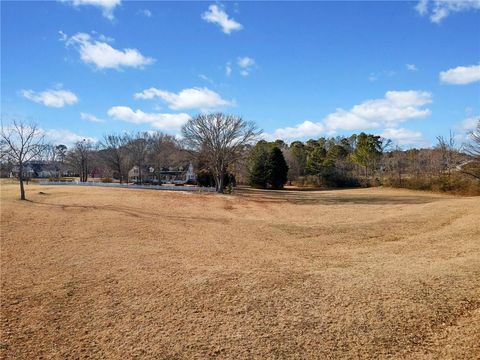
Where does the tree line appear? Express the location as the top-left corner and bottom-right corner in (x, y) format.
(1, 113), (479, 199)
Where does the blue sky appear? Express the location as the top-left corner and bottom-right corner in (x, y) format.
(1, 0), (479, 147)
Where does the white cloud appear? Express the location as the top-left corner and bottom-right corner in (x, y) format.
(21, 89), (78, 108)
(439, 64), (480, 85)
(107, 106), (190, 130)
(324, 90), (432, 131)
(80, 112), (105, 123)
(64, 32), (154, 70)
(266, 121), (325, 141)
(406, 64), (418, 71)
(237, 56), (255, 76)
(454, 115), (480, 143)
(58, 30), (68, 41)
(380, 128), (424, 146)
(61, 0), (121, 21)
(415, 0), (429, 15)
(201, 4), (243, 34)
(415, 0), (480, 23)
(238, 57), (255, 68)
(266, 90), (432, 141)
(41, 128), (96, 145)
(134, 87), (234, 110)
(457, 116), (479, 132)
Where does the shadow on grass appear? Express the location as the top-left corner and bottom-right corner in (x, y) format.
(234, 187), (441, 205)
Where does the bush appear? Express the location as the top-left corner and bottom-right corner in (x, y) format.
(294, 173), (360, 188)
(225, 183), (234, 194)
(101, 177), (112, 183)
(294, 175), (323, 188)
(322, 170), (361, 188)
(196, 169), (235, 188)
(196, 169), (215, 187)
(383, 174), (480, 195)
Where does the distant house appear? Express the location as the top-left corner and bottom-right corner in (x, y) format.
(128, 162), (196, 184)
(10, 161), (58, 179)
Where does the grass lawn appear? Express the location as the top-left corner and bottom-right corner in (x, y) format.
(1, 182), (479, 359)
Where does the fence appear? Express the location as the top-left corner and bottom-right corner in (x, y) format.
(38, 181), (216, 192)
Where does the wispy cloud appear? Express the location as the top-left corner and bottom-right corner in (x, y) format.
(237, 56), (255, 76)
(406, 64), (418, 71)
(225, 62), (232, 77)
(201, 4), (243, 34)
(198, 74), (214, 84)
(138, 8), (152, 17)
(368, 69), (395, 82)
(80, 112), (105, 123)
(60, 0), (121, 21)
(415, 0), (480, 23)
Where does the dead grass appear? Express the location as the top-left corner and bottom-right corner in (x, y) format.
(1, 182), (479, 359)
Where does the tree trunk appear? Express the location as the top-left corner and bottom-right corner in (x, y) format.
(20, 178), (25, 200)
(19, 166), (26, 200)
(216, 173), (224, 193)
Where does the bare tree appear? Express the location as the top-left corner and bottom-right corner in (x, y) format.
(127, 133), (149, 184)
(436, 131), (458, 178)
(41, 144), (61, 179)
(67, 140), (94, 182)
(182, 113), (260, 192)
(0, 120), (46, 200)
(100, 134), (131, 183)
(55, 144), (68, 177)
(465, 119), (480, 157)
(282, 147), (300, 184)
(147, 132), (183, 182)
(460, 119), (480, 180)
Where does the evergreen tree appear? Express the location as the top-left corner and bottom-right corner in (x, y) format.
(267, 147), (289, 189)
(306, 146), (327, 175)
(324, 144), (348, 167)
(350, 132), (383, 178)
(248, 141), (272, 188)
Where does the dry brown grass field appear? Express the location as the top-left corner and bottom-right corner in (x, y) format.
(1, 182), (479, 359)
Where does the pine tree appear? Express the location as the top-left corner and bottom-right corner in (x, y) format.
(306, 146), (326, 175)
(249, 144), (270, 188)
(267, 147), (289, 189)
(350, 132), (382, 178)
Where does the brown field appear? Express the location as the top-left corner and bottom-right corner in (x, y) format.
(1, 182), (479, 359)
